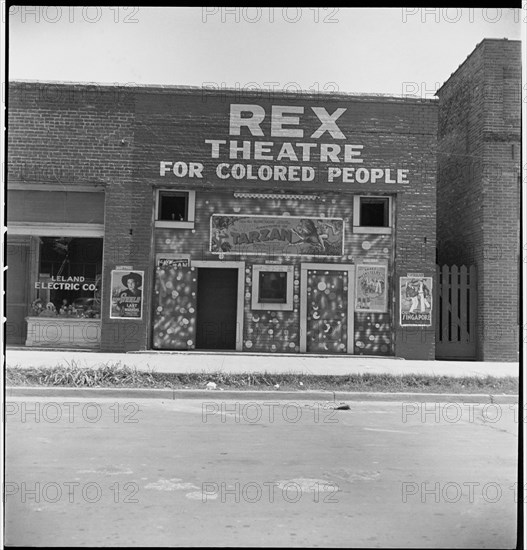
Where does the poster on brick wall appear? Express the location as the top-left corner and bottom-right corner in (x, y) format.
(355, 264), (388, 312)
(110, 270), (144, 319)
(399, 276), (433, 326)
(156, 254), (190, 269)
(210, 214), (344, 256)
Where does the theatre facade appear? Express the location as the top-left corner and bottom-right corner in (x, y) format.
(7, 82), (438, 359)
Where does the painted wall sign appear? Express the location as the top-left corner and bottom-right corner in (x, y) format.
(400, 276), (433, 326)
(110, 270), (144, 320)
(210, 214), (344, 256)
(156, 103), (410, 186)
(355, 264), (388, 312)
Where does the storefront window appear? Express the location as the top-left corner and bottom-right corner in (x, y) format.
(32, 237), (103, 318)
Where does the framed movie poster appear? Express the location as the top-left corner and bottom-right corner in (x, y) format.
(399, 276), (433, 326)
(110, 269), (144, 319)
(355, 264), (388, 312)
(210, 214), (344, 256)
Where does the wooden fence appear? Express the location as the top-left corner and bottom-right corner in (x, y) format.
(435, 265), (477, 360)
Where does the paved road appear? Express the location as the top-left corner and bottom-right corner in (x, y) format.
(5, 396), (519, 547)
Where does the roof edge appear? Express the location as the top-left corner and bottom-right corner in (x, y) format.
(8, 79), (438, 104)
(436, 37), (521, 96)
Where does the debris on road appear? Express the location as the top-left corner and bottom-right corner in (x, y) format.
(304, 401), (352, 411)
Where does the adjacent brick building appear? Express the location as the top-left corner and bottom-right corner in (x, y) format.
(6, 82), (438, 359)
(436, 38), (521, 361)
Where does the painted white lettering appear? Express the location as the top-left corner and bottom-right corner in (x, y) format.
(310, 107), (347, 139)
(229, 104), (265, 136)
(274, 166), (287, 181)
(229, 141), (252, 160)
(320, 143), (341, 162)
(295, 142), (318, 161)
(397, 169), (409, 183)
(355, 168), (369, 183)
(172, 162), (188, 177)
(189, 162), (204, 178)
(301, 166), (315, 181)
(385, 169), (396, 183)
(370, 168), (384, 183)
(258, 165), (273, 180)
(231, 164), (245, 179)
(276, 143), (299, 162)
(253, 142), (274, 160)
(271, 105), (304, 138)
(205, 139), (226, 158)
(344, 144), (364, 163)
(328, 167), (342, 182)
(160, 161), (172, 176)
(288, 166), (301, 181)
(342, 167), (355, 182)
(216, 163), (230, 179)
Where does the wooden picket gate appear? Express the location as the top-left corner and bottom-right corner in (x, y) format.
(435, 265), (477, 360)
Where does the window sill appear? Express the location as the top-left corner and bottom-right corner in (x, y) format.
(155, 221), (195, 229)
(251, 303), (294, 312)
(352, 226), (392, 235)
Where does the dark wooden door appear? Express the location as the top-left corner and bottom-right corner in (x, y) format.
(196, 268), (238, 350)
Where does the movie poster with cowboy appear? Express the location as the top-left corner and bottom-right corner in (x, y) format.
(110, 270), (144, 319)
(399, 276), (433, 326)
(210, 214), (344, 256)
(355, 264), (388, 312)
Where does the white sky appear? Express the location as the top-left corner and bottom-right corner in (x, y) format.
(6, 6), (525, 96)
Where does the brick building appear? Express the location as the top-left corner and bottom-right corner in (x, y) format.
(6, 82), (438, 359)
(436, 38), (521, 362)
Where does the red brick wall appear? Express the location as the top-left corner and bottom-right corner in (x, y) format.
(8, 82), (152, 351)
(134, 89), (438, 359)
(8, 82), (438, 357)
(437, 39), (521, 361)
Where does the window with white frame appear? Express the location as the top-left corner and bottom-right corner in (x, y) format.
(155, 190), (196, 229)
(251, 265), (294, 311)
(353, 195), (392, 234)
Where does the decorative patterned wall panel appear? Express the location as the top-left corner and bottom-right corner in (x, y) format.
(306, 270), (348, 354)
(153, 266), (197, 349)
(154, 190), (394, 355)
(354, 313), (392, 355)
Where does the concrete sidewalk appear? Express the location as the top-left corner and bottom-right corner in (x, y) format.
(4, 348), (519, 378)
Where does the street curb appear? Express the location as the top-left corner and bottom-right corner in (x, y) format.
(5, 386), (519, 404)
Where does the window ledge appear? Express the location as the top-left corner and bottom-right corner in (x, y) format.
(251, 302), (294, 312)
(352, 226), (392, 235)
(155, 221), (195, 229)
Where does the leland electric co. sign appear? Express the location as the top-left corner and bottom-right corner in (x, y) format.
(159, 103), (410, 185)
